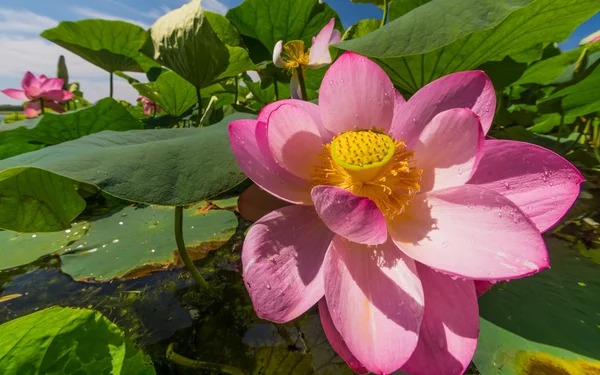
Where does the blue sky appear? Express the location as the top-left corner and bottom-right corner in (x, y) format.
(0, 0), (598, 104)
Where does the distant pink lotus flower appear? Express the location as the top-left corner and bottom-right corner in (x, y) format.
(273, 18), (341, 99)
(229, 52), (583, 375)
(1, 72), (74, 118)
(137, 96), (162, 115)
(589, 35), (600, 44)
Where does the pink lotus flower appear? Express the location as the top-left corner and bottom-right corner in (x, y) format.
(229, 52), (583, 375)
(137, 96), (162, 115)
(1, 72), (74, 118)
(273, 18), (341, 99)
(589, 35), (600, 44)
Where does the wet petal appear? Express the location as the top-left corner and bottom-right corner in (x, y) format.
(468, 139), (583, 232)
(389, 185), (549, 280)
(243, 205), (334, 323)
(324, 237), (424, 375)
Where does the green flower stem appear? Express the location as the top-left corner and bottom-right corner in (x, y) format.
(109, 72), (113, 98)
(274, 79), (280, 100)
(381, 0), (389, 28)
(296, 70), (308, 101)
(166, 343), (244, 375)
(174, 206), (208, 288)
(195, 86), (203, 127)
(234, 76), (239, 105)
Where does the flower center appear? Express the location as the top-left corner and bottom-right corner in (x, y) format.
(312, 129), (422, 219)
(282, 40), (310, 72)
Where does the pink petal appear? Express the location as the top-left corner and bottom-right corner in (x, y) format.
(390, 71), (496, 147)
(308, 18), (337, 68)
(229, 119), (313, 204)
(44, 100), (66, 113)
(1, 89), (28, 101)
(311, 185), (387, 245)
(324, 236), (424, 375)
(414, 108), (484, 192)
(41, 90), (73, 102)
(273, 40), (286, 68)
(238, 184), (289, 222)
(267, 103), (324, 179)
(243, 205), (334, 323)
(23, 101), (41, 118)
(389, 185), (549, 280)
(468, 139), (584, 232)
(475, 280), (495, 297)
(318, 299), (369, 374)
(40, 78), (64, 91)
(258, 99), (331, 142)
(21, 71), (36, 90)
(392, 90), (407, 122)
(402, 263), (479, 375)
(319, 52), (395, 135)
(24, 87), (43, 99)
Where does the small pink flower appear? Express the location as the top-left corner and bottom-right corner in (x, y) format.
(229, 52), (583, 375)
(1, 72), (74, 118)
(589, 35), (600, 44)
(137, 96), (162, 115)
(273, 18), (341, 99)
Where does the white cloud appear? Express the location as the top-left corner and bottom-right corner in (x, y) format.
(0, 8), (57, 34)
(72, 7), (151, 29)
(202, 0), (229, 14)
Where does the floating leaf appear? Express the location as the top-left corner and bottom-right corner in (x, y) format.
(60, 205), (237, 282)
(0, 113), (253, 233)
(0, 169), (86, 233)
(0, 307), (156, 374)
(474, 237), (600, 374)
(0, 222), (88, 270)
(41, 20), (157, 73)
(337, 0), (599, 93)
(226, 0), (342, 63)
(0, 98), (143, 160)
(133, 71), (197, 117)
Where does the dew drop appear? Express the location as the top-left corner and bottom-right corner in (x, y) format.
(442, 242), (448, 248)
(265, 283), (272, 290)
(112, 239), (119, 243)
(118, 221), (124, 225)
(328, 80), (333, 85)
(31, 234), (37, 238)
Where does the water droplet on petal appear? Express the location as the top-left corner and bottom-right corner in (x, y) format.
(442, 242), (448, 248)
(265, 283), (272, 290)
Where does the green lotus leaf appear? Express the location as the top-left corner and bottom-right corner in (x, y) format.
(133, 71), (197, 117)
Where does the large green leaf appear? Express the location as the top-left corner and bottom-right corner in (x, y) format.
(0, 113), (253, 232)
(226, 0), (342, 63)
(388, 0), (431, 21)
(60, 204), (237, 282)
(541, 64), (600, 116)
(337, 0), (600, 93)
(342, 19), (381, 41)
(516, 43), (600, 85)
(474, 237), (600, 374)
(0, 98), (143, 160)
(41, 20), (157, 73)
(0, 307), (155, 374)
(133, 71), (197, 117)
(0, 222), (88, 270)
(0, 169), (86, 233)
(148, 1), (256, 89)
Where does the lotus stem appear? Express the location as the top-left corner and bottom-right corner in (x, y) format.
(109, 72), (114, 98)
(274, 79), (280, 100)
(234, 76), (239, 105)
(40, 100), (45, 115)
(166, 343), (244, 375)
(381, 0), (389, 28)
(195, 86), (203, 127)
(174, 206), (208, 288)
(296, 70), (308, 101)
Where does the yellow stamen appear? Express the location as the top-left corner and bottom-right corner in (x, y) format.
(312, 130), (422, 219)
(282, 40), (310, 73)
